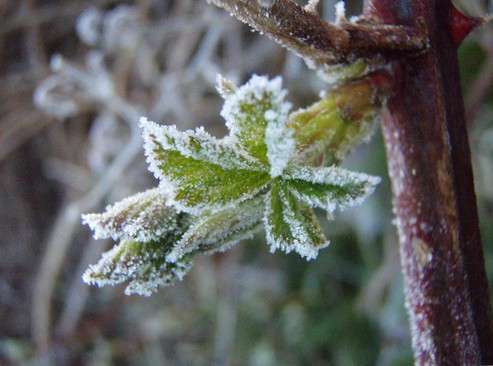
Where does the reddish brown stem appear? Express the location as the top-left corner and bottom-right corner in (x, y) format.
(209, 0), (427, 66)
(365, 0), (493, 363)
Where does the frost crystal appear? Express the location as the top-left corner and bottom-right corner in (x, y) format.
(141, 118), (261, 171)
(265, 105), (295, 177)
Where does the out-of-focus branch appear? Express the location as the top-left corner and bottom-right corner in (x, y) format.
(31, 55), (144, 352)
(207, 0), (428, 67)
(32, 121), (142, 352)
(466, 32), (493, 122)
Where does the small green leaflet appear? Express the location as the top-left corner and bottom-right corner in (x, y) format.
(264, 179), (328, 260)
(82, 188), (179, 243)
(82, 238), (193, 296)
(168, 196), (265, 262)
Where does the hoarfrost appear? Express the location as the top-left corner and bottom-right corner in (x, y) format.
(83, 72), (382, 295)
(141, 117), (271, 216)
(141, 117), (262, 171)
(264, 107), (295, 177)
(279, 187), (328, 260)
(284, 166), (380, 212)
(82, 188), (178, 243)
(264, 182), (329, 261)
(167, 196), (264, 262)
(82, 239), (192, 296)
(220, 74), (291, 142)
(215, 74), (237, 98)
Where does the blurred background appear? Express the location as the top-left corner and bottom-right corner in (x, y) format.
(0, 0), (492, 365)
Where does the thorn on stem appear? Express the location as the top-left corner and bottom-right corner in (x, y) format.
(304, 0), (319, 14)
(450, 5), (484, 46)
(335, 1), (346, 24)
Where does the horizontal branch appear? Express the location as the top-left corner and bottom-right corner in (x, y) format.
(208, 0), (428, 67)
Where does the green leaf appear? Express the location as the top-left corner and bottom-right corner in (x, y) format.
(142, 119), (271, 214)
(152, 150), (270, 214)
(141, 118), (263, 171)
(284, 166), (380, 214)
(220, 75), (292, 164)
(82, 188), (181, 242)
(167, 196), (265, 262)
(82, 238), (193, 296)
(264, 179), (329, 260)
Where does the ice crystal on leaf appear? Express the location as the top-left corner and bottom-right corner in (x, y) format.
(84, 74), (382, 295)
(219, 74), (292, 165)
(82, 188), (178, 243)
(82, 238), (193, 296)
(167, 196), (265, 262)
(264, 180), (328, 260)
(141, 117), (270, 215)
(284, 166), (381, 214)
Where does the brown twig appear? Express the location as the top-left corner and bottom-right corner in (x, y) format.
(207, 0), (428, 67)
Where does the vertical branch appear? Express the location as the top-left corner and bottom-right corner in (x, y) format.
(439, 11), (493, 361)
(364, 0), (493, 363)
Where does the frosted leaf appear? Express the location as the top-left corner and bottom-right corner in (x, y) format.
(284, 166), (380, 213)
(142, 146), (270, 215)
(81, 70), (385, 296)
(142, 119), (271, 215)
(264, 180), (329, 260)
(82, 239), (193, 296)
(167, 196), (264, 262)
(82, 188), (180, 243)
(141, 117), (263, 171)
(220, 74), (292, 163)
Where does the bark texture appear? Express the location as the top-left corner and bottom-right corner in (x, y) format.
(364, 0), (493, 363)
